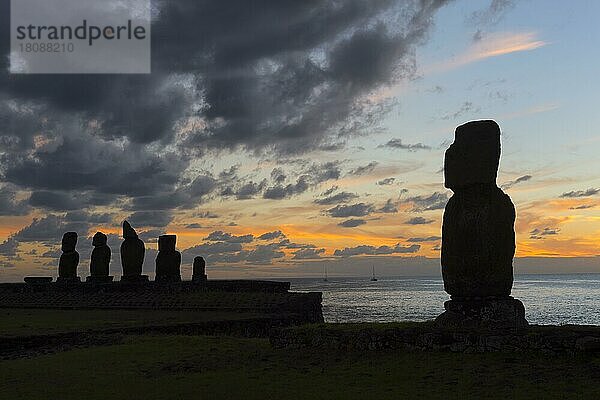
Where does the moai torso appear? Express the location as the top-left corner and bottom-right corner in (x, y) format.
(155, 235), (181, 281)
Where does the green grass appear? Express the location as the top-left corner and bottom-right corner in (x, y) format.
(2, 334), (600, 400)
(0, 308), (264, 337)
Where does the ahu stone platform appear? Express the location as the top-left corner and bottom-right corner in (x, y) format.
(0, 280), (323, 324)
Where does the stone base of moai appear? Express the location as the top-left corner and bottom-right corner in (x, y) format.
(85, 276), (114, 283)
(192, 274), (207, 283)
(119, 275), (149, 283)
(435, 296), (528, 329)
(155, 274), (182, 283)
(56, 276), (81, 285)
(24, 277), (53, 284)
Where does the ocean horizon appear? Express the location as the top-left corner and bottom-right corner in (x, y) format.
(290, 273), (600, 325)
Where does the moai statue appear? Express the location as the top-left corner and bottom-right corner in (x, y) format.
(435, 120), (527, 329)
(192, 256), (207, 283)
(86, 232), (113, 283)
(120, 221), (148, 282)
(155, 235), (181, 282)
(58, 232), (80, 283)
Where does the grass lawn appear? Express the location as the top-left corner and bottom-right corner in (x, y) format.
(0, 308), (263, 337)
(2, 334), (600, 400)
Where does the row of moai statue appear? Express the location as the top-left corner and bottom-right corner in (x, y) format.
(57, 220), (207, 284)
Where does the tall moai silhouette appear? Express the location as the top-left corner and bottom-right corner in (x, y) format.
(120, 221), (148, 282)
(58, 232), (80, 283)
(435, 120), (527, 328)
(192, 256), (207, 283)
(155, 234), (181, 282)
(86, 231), (113, 283)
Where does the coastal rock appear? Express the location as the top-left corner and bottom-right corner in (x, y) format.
(155, 235), (181, 282)
(58, 232), (79, 281)
(120, 221), (146, 280)
(192, 256), (207, 283)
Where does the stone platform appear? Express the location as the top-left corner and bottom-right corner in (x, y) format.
(0, 280), (322, 323)
(435, 296), (528, 329)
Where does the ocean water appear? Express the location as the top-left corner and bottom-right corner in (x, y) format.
(289, 274), (600, 325)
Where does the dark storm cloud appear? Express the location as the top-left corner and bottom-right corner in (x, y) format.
(292, 248), (325, 260)
(405, 216), (434, 225)
(380, 139), (431, 151)
(127, 210), (174, 228)
(327, 203), (375, 218)
(0, 185), (29, 216)
(338, 218), (367, 228)
(333, 243), (420, 257)
(314, 191), (359, 205)
(204, 231), (254, 244)
(12, 215), (90, 243)
(560, 188), (600, 198)
(0, 0), (453, 229)
(500, 175), (532, 190)
(404, 191), (449, 211)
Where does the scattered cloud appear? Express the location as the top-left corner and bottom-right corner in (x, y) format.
(338, 219), (367, 228)
(560, 188), (600, 198)
(327, 203), (375, 218)
(405, 216), (435, 225)
(380, 139), (431, 151)
(501, 174), (532, 190)
(334, 243), (420, 257)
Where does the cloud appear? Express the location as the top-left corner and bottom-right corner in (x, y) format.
(127, 211), (174, 228)
(204, 230), (254, 244)
(424, 31), (546, 74)
(469, 0), (515, 31)
(407, 236), (441, 242)
(440, 101), (480, 120)
(314, 191), (359, 205)
(404, 191), (449, 211)
(327, 203), (374, 218)
(377, 177), (396, 186)
(292, 248), (325, 260)
(380, 139), (431, 151)
(405, 216), (435, 225)
(530, 227), (560, 240)
(378, 199), (398, 214)
(569, 204), (596, 210)
(348, 161), (378, 176)
(560, 188), (600, 198)
(257, 230), (286, 241)
(0, 185), (29, 216)
(333, 243), (420, 257)
(0, 238), (18, 257)
(501, 174), (532, 190)
(245, 244), (285, 265)
(338, 219), (367, 228)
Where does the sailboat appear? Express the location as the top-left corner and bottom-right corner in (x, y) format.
(370, 265), (378, 281)
(323, 264), (328, 282)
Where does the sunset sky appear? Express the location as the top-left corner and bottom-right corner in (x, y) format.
(0, 0), (599, 281)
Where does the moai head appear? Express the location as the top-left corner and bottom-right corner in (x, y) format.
(92, 231), (107, 247)
(122, 220), (138, 239)
(61, 232), (78, 252)
(158, 235), (176, 252)
(444, 120), (501, 190)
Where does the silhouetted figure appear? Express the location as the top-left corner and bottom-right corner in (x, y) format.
(192, 256), (207, 283)
(436, 120), (527, 328)
(58, 232), (80, 283)
(120, 221), (148, 282)
(86, 232), (113, 283)
(155, 235), (181, 282)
